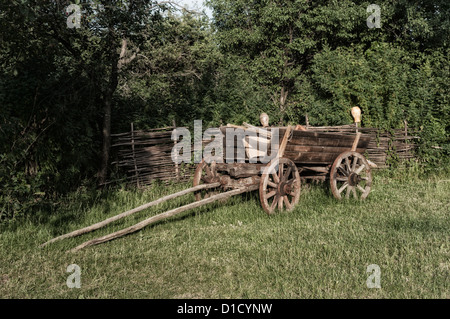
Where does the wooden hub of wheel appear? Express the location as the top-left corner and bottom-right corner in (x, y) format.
(348, 173), (361, 186)
(278, 182), (292, 196)
(330, 151), (372, 200)
(259, 157), (301, 215)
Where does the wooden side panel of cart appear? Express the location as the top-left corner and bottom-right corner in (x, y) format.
(280, 128), (371, 165)
(219, 126), (371, 165)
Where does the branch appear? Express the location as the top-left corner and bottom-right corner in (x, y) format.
(119, 38), (127, 60)
(118, 38), (140, 69)
(149, 1), (203, 16)
(49, 23), (82, 60)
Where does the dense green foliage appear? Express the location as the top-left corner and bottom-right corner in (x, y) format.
(208, 0), (449, 160)
(1, 0), (449, 219)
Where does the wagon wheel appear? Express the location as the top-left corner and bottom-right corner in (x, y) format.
(193, 159), (221, 201)
(330, 151), (372, 200)
(259, 157), (301, 215)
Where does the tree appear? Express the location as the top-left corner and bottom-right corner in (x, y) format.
(0, 0), (193, 218)
(1, 0), (176, 185)
(207, 0), (373, 123)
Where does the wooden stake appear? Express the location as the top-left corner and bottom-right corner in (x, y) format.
(40, 182), (221, 248)
(278, 125), (293, 158)
(131, 123), (140, 188)
(68, 185), (258, 253)
(351, 132), (362, 152)
(173, 119), (180, 181)
(404, 120), (408, 145)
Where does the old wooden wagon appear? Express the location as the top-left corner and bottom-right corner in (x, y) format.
(193, 125), (373, 214)
(42, 124), (373, 252)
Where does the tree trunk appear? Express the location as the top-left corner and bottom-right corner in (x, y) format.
(98, 91), (113, 185)
(98, 37), (120, 186)
(98, 38), (138, 185)
(278, 25), (294, 125)
(279, 85), (289, 125)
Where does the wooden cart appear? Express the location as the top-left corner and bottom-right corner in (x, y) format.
(43, 126), (373, 252)
(193, 126), (373, 214)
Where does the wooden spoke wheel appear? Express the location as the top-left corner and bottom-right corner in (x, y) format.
(330, 151), (372, 200)
(259, 157), (301, 215)
(193, 160), (221, 201)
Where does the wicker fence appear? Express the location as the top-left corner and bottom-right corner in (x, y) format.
(110, 123), (419, 187)
(111, 124), (194, 187)
(306, 124), (419, 169)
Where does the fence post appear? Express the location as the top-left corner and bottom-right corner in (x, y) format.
(131, 123), (140, 188)
(404, 120), (408, 145)
(173, 120), (180, 181)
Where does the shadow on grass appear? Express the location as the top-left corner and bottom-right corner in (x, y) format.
(388, 216), (449, 234)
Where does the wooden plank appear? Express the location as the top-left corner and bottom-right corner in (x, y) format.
(229, 165), (263, 178)
(284, 151), (352, 164)
(288, 136), (370, 149)
(300, 166), (330, 173)
(285, 145), (366, 154)
(278, 125), (293, 158)
(291, 130), (358, 139)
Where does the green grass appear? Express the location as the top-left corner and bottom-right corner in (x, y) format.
(0, 170), (449, 299)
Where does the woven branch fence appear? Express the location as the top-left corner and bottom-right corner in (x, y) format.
(111, 124), (194, 187)
(110, 122), (419, 187)
(306, 123), (419, 169)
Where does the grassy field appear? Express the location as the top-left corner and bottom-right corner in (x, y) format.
(0, 169), (449, 299)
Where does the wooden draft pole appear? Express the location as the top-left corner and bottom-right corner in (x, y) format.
(69, 185), (259, 253)
(40, 182), (220, 248)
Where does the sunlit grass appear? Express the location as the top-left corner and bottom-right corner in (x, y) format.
(0, 169), (449, 298)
